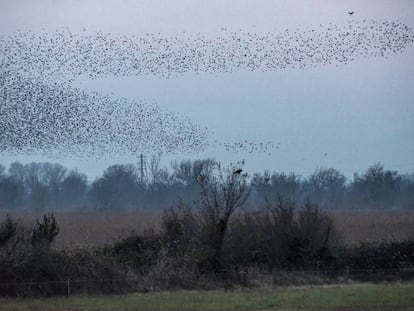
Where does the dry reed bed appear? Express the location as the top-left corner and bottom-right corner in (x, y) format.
(2, 209), (414, 248)
(3, 210), (160, 249)
(331, 210), (414, 245)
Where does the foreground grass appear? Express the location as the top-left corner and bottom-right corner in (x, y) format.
(1, 284), (414, 311)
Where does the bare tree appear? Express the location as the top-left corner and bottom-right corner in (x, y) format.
(306, 167), (346, 208)
(148, 153), (171, 186)
(252, 171), (301, 204)
(172, 158), (215, 185)
(60, 170), (88, 209)
(352, 162), (401, 208)
(197, 161), (251, 272)
(90, 164), (140, 209)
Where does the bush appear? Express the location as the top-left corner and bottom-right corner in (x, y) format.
(162, 202), (200, 258)
(110, 234), (161, 271)
(343, 240), (414, 270)
(228, 200), (339, 270)
(0, 214), (134, 296)
(31, 213), (59, 251)
(0, 248), (132, 296)
(0, 215), (17, 247)
(159, 203), (202, 280)
(294, 201), (339, 267)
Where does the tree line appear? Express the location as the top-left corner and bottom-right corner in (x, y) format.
(0, 157), (413, 211)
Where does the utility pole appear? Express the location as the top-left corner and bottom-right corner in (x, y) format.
(139, 153), (146, 183)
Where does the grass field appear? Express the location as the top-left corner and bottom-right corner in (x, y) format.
(1, 284), (413, 311)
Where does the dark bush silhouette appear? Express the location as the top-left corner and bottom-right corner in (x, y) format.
(343, 240), (414, 270)
(31, 213), (59, 250)
(228, 199), (339, 270)
(0, 214), (132, 296)
(294, 201), (339, 267)
(0, 248), (133, 296)
(162, 202), (200, 258)
(110, 234), (162, 271)
(0, 215), (17, 247)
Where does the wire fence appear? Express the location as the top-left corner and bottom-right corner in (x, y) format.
(1, 267), (414, 297)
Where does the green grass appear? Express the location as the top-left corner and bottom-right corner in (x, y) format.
(1, 284), (414, 311)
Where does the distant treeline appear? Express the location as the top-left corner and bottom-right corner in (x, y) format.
(0, 157), (413, 211)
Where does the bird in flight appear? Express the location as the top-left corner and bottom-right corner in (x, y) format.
(348, 11), (354, 15)
(233, 169), (243, 175)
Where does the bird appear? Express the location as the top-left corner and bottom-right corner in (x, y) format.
(348, 11), (354, 16)
(233, 169), (243, 175)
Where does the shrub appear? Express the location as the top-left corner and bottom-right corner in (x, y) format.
(343, 240), (414, 270)
(110, 234), (161, 271)
(228, 200), (339, 270)
(162, 202), (200, 258)
(159, 203), (201, 277)
(294, 201), (339, 267)
(31, 213), (59, 250)
(0, 248), (133, 296)
(0, 215), (17, 247)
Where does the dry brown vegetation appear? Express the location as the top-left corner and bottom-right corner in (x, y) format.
(2, 210), (160, 249)
(331, 210), (414, 245)
(2, 209), (414, 249)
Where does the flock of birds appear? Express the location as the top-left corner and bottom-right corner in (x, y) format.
(0, 74), (207, 157)
(221, 140), (279, 155)
(0, 18), (413, 158)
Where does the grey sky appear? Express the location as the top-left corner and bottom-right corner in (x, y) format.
(1, 0), (413, 179)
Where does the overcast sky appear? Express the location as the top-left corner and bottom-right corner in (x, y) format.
(1, 0), (413, 179)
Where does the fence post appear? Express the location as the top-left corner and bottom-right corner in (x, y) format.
(316, 261), (320, 278)
(67, 279), (70, 297)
